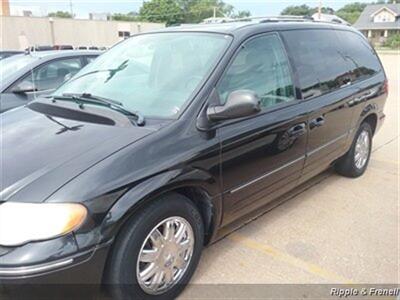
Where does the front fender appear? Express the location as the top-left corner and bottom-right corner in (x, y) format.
(66, 167), (221, 253)
(99, 167), (222, 244)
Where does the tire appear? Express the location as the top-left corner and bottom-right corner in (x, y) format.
(335, 122), (373, 178)
(104, 193), (204, 300)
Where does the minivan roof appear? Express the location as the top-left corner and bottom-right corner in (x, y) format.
(154, 21), (357, 35)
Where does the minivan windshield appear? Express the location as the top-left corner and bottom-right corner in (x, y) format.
(55, 32), (232, 118)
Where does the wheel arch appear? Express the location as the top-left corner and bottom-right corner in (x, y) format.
(362, 113), (378, 136)
(359, 101), (379, 136)
(100, 170), (221, 284)
(99, 169), (222, 248)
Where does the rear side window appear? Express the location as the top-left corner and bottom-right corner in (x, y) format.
(86, 56), (98, 64)
(335, 30), (382, 82)
(11, 58), (82, 92)
(281, 29), (351, 99)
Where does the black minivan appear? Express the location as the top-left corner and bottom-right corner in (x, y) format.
(0, 19), (387, 299)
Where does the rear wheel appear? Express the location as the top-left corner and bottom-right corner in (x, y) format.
(335, 122), (372, 178)
(105, 193), (204, 300)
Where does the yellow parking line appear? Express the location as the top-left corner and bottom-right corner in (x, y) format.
(370, 158), (399, 165)
(228, 233), (354, 284)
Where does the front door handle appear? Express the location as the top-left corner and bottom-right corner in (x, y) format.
(309, 116), (325, 129)
(288, 123), (307, 138)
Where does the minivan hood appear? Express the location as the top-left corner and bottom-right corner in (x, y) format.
(0, 102), (155, 203)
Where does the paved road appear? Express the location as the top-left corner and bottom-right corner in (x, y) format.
(181, 53), (399, 298)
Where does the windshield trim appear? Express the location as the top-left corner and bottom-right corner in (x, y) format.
(171, 32), (234, 120)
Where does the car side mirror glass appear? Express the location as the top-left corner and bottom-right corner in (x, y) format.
(207, 90), (261, 122)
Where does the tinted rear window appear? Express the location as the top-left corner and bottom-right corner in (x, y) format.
(282, 29), (382, 100)
(281, 29), (352, 99)
(334, 30), (382, 82)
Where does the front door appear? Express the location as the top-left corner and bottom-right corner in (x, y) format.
(217, 33), (308, 226)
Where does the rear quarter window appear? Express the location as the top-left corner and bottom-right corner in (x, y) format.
(334, 30), (382, 82)
(281, 29), (382, 100)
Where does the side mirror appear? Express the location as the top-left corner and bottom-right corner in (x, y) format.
(207, 90), (261, 122)
(12, 81), (37, 94)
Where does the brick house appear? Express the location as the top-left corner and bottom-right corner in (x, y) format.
(354, 3), (400, 46)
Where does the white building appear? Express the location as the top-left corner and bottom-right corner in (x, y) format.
(354, 4), (400, 46)
(10, 5), (42, 17)
(89, 12), (111, 21)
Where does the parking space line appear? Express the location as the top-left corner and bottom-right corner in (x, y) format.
(228, 233), (354, 284)
(372, 136), (399, 153)
(370, 158), (399, 165)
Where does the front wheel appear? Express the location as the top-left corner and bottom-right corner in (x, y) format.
(335, 122), (373, 178)
(105, 193), (204, 300)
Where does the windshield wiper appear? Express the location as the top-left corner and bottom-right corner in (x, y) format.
(62, 92), (123, 106)
(52, 93), (145, 126)
(66, 61), (129, 84)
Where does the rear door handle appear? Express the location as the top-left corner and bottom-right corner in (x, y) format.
(350, 89), (377, 105)
(288, 123), (307, 138)
(309, 116), (325, 129)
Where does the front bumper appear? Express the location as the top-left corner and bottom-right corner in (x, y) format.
(0, 238), (111, 285)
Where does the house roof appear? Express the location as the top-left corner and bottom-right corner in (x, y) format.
(354, 4), (400, 30)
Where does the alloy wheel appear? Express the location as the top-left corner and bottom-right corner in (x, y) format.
(136, 216), (194, 295)
(354, 130), (370, 169)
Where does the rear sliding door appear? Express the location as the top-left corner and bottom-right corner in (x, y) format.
(281, 29), (359, 181)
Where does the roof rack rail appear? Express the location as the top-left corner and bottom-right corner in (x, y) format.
(222, 15), (350, 26)
(224, 15), (313, 23)
(260, 15), (314, 23)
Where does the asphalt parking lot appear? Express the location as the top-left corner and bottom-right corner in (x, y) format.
(182, 53), (399, 298)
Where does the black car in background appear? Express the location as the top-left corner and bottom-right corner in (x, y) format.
(26, 45), (54, 52)
(0, 51), (23, 60)
(0, 19), (387, 300)
(0, 50), (100, 112)
(53, 45), (74, 50)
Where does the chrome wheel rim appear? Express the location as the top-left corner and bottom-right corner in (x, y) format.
(136, 216), (194, 295)
(354, 130), (370, 169)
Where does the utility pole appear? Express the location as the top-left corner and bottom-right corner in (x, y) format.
(69, 0), (73, 18)
(318, 0), (322, 19)
(213, 6), (217, 18)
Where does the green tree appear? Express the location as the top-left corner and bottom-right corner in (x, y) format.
(233, 10), (251, 19)
(111, 12), (139, 22)
(311, 7), (335, 15)
(187, 0), (234, 23)
(139, 0), (184, 25)
(140, 0), (238, 24)
(48, 11), (72, 18)
(336, 2), (367, 24)
(385, 34), (400, 49)
(281, 5), (313, 16)
(281, 5), (335, 17)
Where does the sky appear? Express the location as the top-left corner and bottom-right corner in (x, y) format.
(9, 0), (366, 19)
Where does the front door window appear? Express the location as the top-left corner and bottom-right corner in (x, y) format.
(217, 34), (295, 109)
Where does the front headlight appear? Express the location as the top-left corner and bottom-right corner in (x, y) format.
(0, 202), (87, 247)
